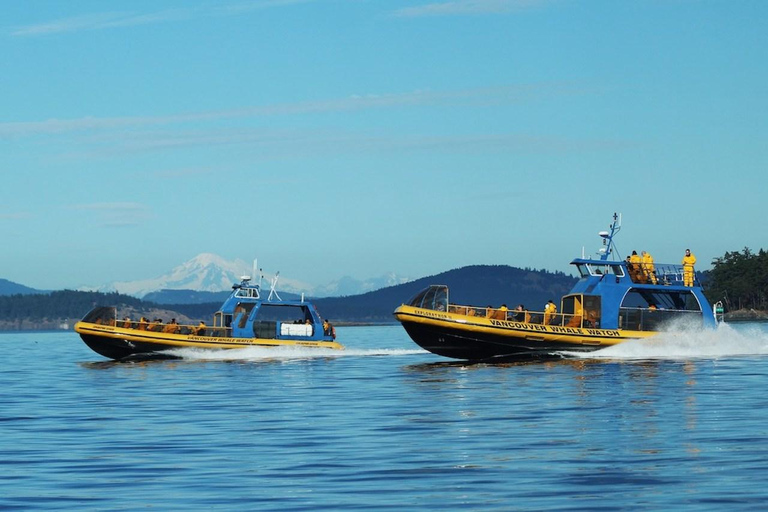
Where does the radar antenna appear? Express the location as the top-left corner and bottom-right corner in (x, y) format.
(597, 212), (622, 261)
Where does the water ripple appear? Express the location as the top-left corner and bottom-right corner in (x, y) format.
(2, 325), (768, 510)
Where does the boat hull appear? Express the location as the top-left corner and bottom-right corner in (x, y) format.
(394, 305), (653, 361)
(75, 322), (343, 360)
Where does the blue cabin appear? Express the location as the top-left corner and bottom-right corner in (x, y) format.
(564, 258), (717, 331)
(561, 214), (718, 332)
(212, 277), (334, 341)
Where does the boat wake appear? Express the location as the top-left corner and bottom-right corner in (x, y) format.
(162, 346), (427, 362)
(563, 321), (768, 360)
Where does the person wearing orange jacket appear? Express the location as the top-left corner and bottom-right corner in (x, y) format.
(543, 300), (557, 325)
(682, 249), (696, 286)
(629, 251), (644, 283)
(641, 251), (657, 284)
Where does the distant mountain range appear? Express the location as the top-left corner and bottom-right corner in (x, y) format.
(0, 278), (46, 296)
(85, 253), (412, 300)
(313, 265), (577, 323)
(0, 265), (578, 330)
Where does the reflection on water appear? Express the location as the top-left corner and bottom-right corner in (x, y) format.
(2, 324), (768, 510)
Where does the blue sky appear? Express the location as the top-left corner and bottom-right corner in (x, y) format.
(2, 0), (766, 291)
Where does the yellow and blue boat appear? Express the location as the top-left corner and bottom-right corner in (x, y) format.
(394, 214), (723, 361)
(75, 275), (343, 360)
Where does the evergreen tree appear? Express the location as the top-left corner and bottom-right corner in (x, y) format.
(706, 247), (768, 311)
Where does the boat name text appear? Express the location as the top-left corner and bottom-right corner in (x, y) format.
(489, 320), (621, 337)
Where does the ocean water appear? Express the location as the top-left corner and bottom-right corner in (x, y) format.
(2, 322), (768, 510)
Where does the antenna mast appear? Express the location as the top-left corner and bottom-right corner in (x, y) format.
(268, 271), (282, 302)
(597, 212), (622, 261)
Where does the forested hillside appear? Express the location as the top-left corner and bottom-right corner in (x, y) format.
(705, 247), (768, 314)
(0, 278), (45, 296)
(314, 265), (577, 323)
(0, 265), (577, 330)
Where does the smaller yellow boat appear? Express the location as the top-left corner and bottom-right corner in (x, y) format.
(75, 275), (343, 360)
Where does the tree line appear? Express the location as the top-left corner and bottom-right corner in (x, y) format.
(705, 247), (768, 311)
(0, 265), (578, 327)
(0, 290), (146, 322)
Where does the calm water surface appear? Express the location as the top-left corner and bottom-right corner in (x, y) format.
(2, 323), (768, 510)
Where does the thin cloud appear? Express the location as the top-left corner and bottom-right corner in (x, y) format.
(70, 202), (153, 228)
(70, 202), (150, 211)
(65, 126), (630, 160)
(0, 84), (592, 138)
(152, 167), (218, 179)
(393, 0), (551, 17)
(0, 212), (32, 220)
(8, 1), (316, 37)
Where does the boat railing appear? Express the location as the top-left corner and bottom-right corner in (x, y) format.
(618, 306), (701, 331)
(628, 263), (700, 286)
(447, 305), (597, 329)
(112, 318), (231, 337)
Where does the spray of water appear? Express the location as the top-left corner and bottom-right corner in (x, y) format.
(164, 345), (426, 362)
(565, 320), (768, 360)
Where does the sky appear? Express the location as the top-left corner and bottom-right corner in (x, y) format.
(2, 0), (766, 291)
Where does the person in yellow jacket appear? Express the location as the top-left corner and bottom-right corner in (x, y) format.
(543, 300), (557, 325)
(682, 249), (696, 286)
(641, 251), (657, 284)
(629, 251), (644, 283)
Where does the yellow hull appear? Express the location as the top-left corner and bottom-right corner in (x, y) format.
(394, 305), (656, 360)
(75, 321), (344, 360)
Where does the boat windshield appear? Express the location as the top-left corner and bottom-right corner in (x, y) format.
(576, 263), (625, 278)
(408, 285), (449, 311)
(82, 306), (117, 325)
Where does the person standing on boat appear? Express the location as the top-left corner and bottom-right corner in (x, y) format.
(323, 319), (336, 339)
(682, 249), (697, 286)
(544, 300), (557, 325)
(641, 251), (657, 284)
(630, 251), (645, 283)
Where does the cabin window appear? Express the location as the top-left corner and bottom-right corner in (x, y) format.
(580, 263), (625, 277)
(255, 304), (313, 323)
(408, 289), (430, 307)
(235, 287), (260, 299)
(407, 285), (449, 311)
(560, 295), (601, 328)
(621, 289), (701, 311)
(235, 302), (256, 328)
(619, 289), (702, 331)
(83, 306), (117, 324)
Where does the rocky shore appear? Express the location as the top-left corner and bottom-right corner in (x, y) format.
(724, 309), (768, 322)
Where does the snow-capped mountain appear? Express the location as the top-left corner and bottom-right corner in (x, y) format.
(96, 253), (409, 298)
(99, 253), (283, 297)
(312, 272), (412, 297)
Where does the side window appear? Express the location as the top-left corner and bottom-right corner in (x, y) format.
(421, 287), (437, 309)
(434, 287), (448, 312)
(408, 289), (429, 307)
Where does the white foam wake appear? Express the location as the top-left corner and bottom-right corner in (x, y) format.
(163, 345), (426, 362)
(565, 321), (768, 360)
